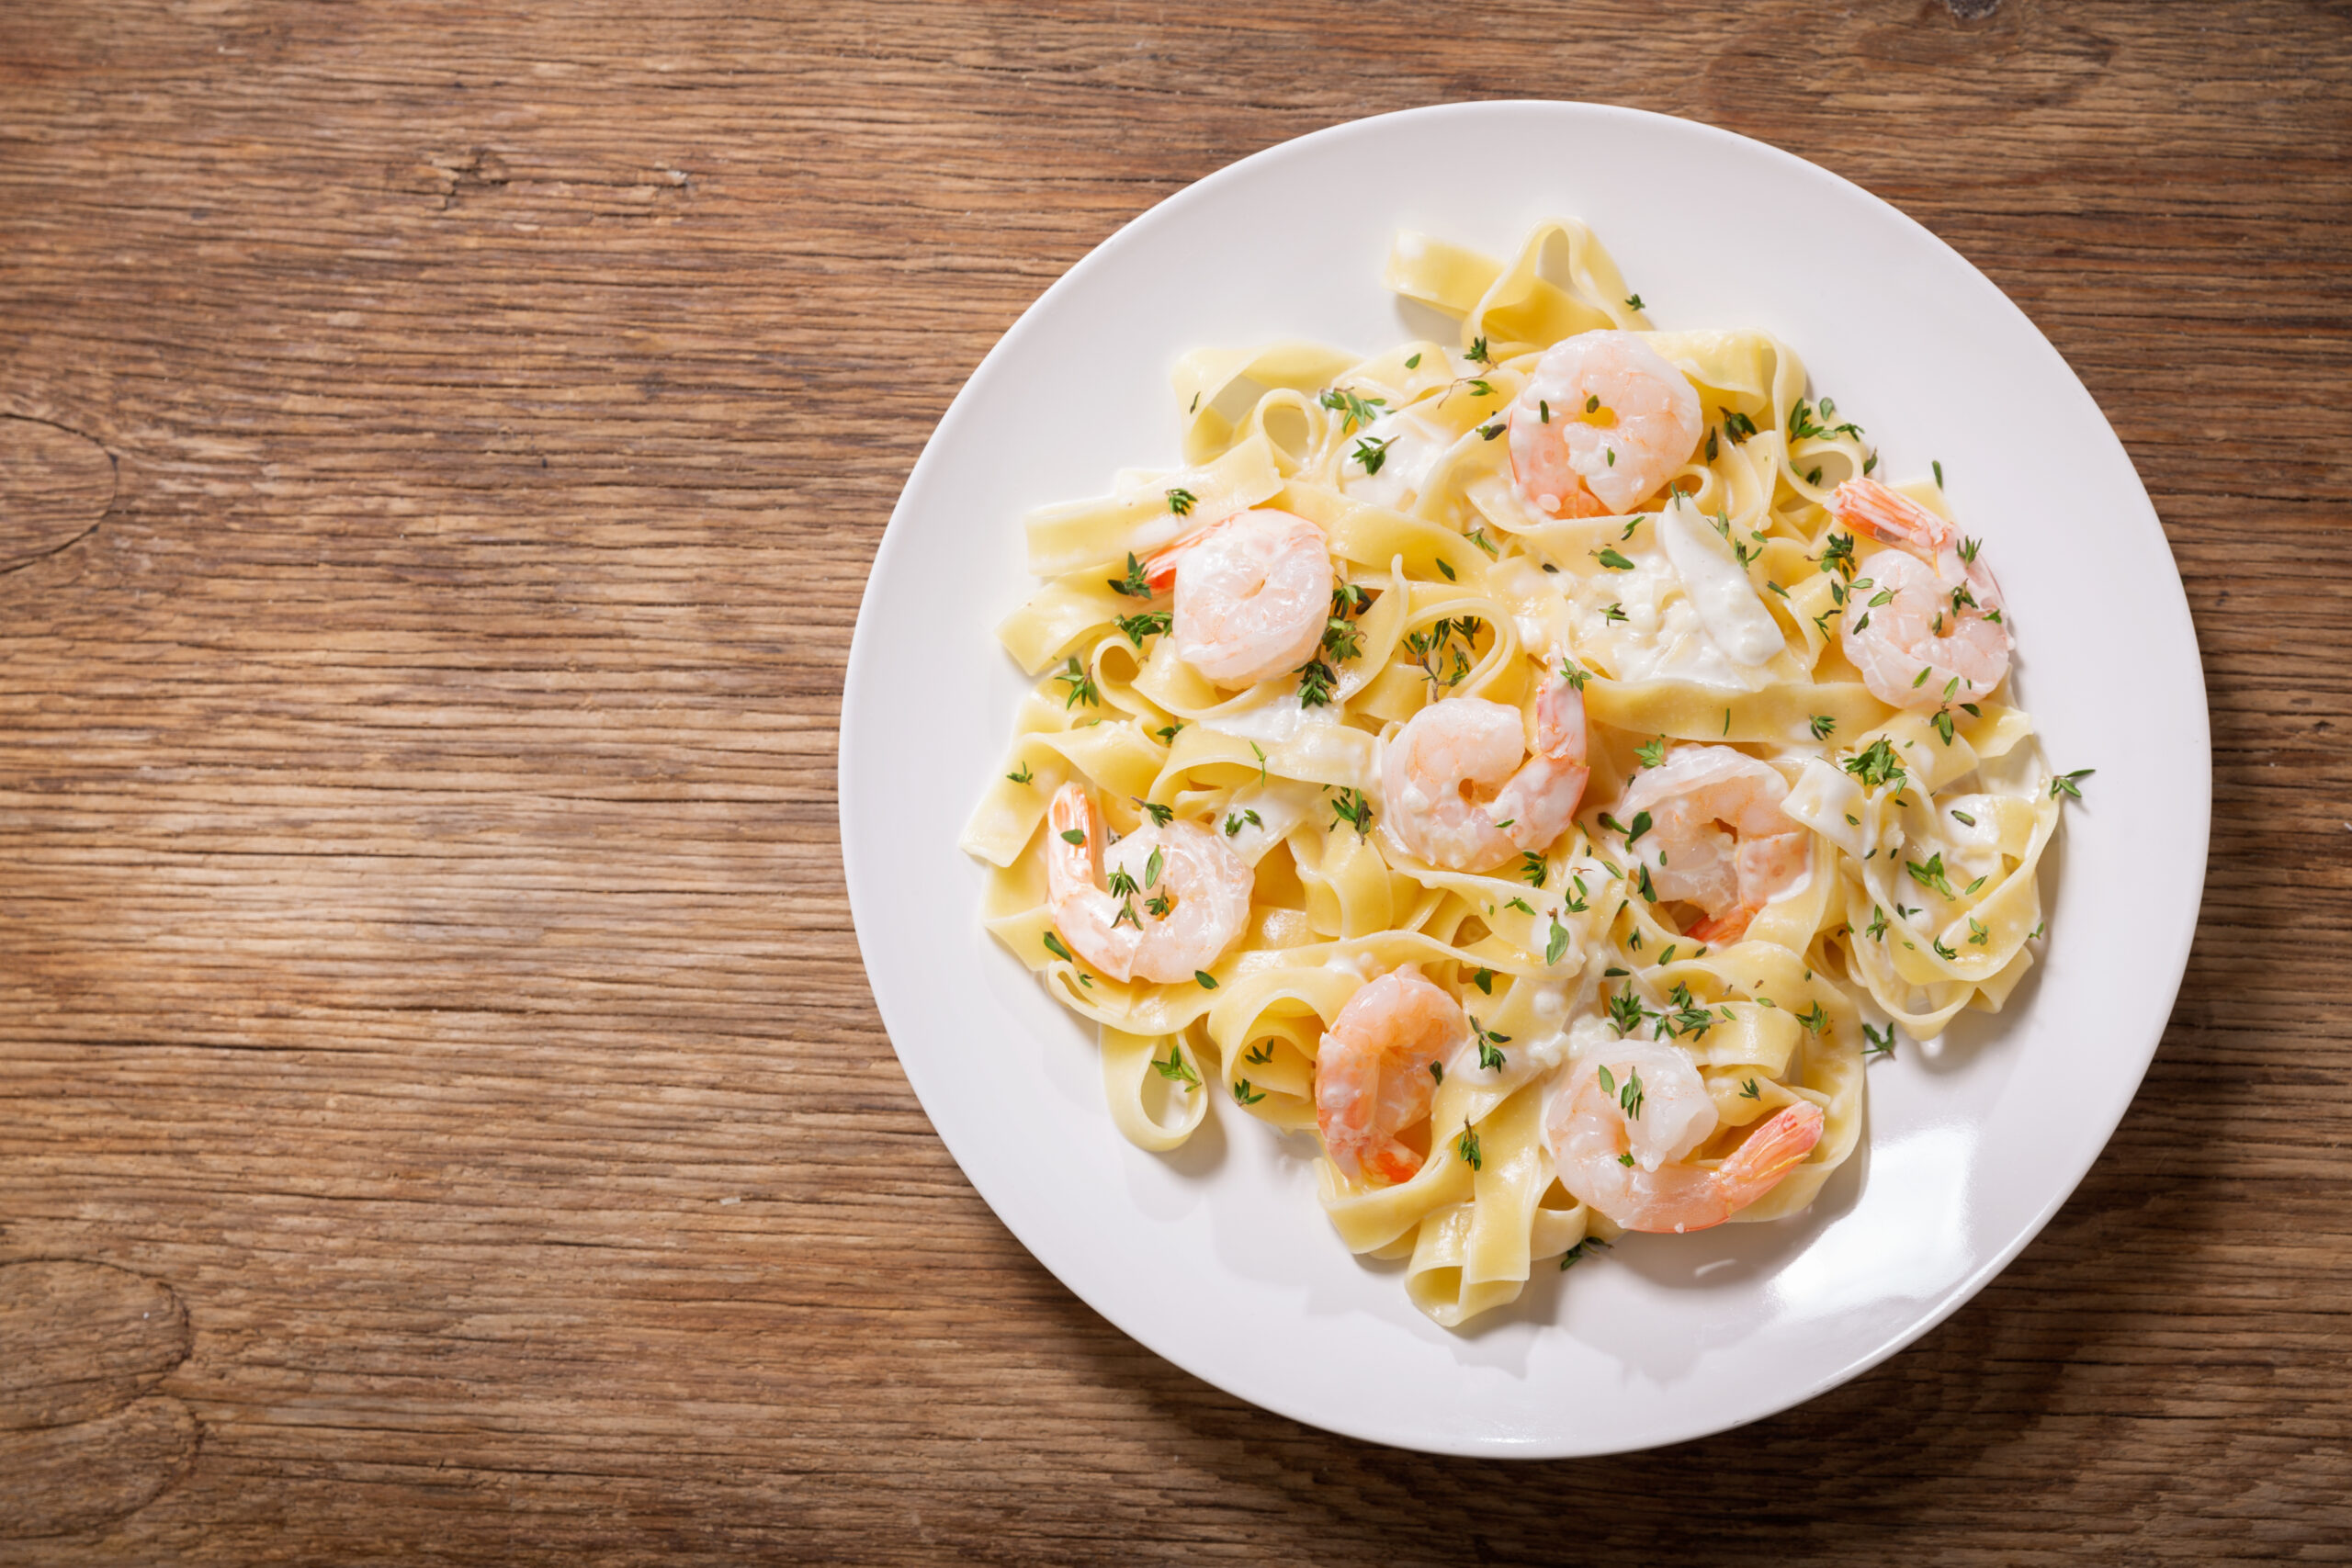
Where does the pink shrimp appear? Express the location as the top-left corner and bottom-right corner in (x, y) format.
(1379, 662), (1589, 872)
(1614, 745), (1810, 945)
(1548, 1043), (1825, 1234)
(1508, 332), (1702, 518)
(1137, 507), (1332, 687)
(1044, 784), (1252, 985)
(1829, 478), (2011, 710)
(1314, 968), (1466, 1185)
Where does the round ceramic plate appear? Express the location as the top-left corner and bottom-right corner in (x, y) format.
(840, 102), (2207, 1457)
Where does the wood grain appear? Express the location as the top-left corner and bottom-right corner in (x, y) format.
(0, 0), (2346, 1561)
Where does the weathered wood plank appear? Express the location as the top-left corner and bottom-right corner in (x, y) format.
(0, 0), (2346, 1560)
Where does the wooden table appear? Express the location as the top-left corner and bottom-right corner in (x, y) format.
(2, 2), (2346, 1559)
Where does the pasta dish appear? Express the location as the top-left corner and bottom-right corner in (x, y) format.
(960, 221), (2071, 1328)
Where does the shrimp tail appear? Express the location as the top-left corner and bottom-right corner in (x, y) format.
(1683, 906), (1756, 945)
(1046, 783), (1102, 884)
(1140, 516), (1226, 593)
(1829, 478), (1951, 558)
(1713, 1100), (1826, 1209)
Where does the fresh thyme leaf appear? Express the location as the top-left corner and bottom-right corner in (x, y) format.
(1114, 608), (1172, 647)
(1905, 851), (1958, 899)
(1740, 1077), (1761, 1100)
(1351, 434), (1395, 474)
(1545, 918), (1569, 965)
(1933, 459), (1945, 489)
(1006, 762), (1035, 784)
(1506, 897), (1536, 916)
(1635, 738), (1666, 768)
(1625, 293), (1645, 311)
(1862, 1022), (1895, 1061)
(1795, 1001), (1830, 1034)
(1467, 336), (1493, 365)
(2050, 768), (2094, 801)
(1144, 845), (1165, 888)
(1058, 828), (1087, 845)
(1152, 1046), (1200, 1089)
(1231, 1077), (1264, 1103)
(1055, 655), (1102, 709)
(1623, 810), (1654, 846)
(1165, 486), (1197, 516)
(1317, 387), (1386, 433)
(1866, 906), (1888, 941)
(1560, 1235), (1612, 1270)
(1596, 547), (1636, 570)
(1473, 967), (1494, 995)
(1458, 1124), (1483, 1170)
(1132, 797), (1174, 828)
(1809, 714), (1837, 741)
(1843, 739), (1908, 793)
(1600, 602), (1628, 624)
(1107, 553), (1153, 599)
(1518, 852), (1548, 888)
(1329, 787), (1374, 839)
(1723, 410), (1758, 444)
(1471, 1015), (1510, 1072)
(1295, 657), (1340, 708)
(1404, 352), (1422, 369)
(1195, 970), (1219, 989)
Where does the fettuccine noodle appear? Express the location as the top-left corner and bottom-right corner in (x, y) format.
(961, 221), (2067, 1328)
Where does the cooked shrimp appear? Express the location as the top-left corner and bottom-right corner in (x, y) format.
(1315, 968), (1466, 1184)
(1139, 507), (1332, 686)
(1549, 1042), (1825, 1234)
(1830, 478), (2011, 710)
(1380, 665), (1589, 872)
(1045, 783), (1253, 985)
(1508, 331), (1702, 518)
(1615, 745), (1809, 944)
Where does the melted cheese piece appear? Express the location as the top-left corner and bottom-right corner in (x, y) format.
(1657, 496), (1783, 666)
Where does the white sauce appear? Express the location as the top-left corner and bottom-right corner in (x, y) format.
(1656, 496), (1783, 666)
(1339, 407), (1452, 513)
(1567, 547), (1755, 689)
(1202, 693), (1318, 745)
(1217, 780), (1318, 865)
(1781, 757), (1868, 858)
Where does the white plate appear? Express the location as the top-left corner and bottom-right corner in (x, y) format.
(840, 102), (2207, 1457)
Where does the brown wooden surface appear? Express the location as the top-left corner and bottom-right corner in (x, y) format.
(0, 1), (2346, 1561)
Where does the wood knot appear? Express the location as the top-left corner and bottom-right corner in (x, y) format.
(0, 416), (112, 570)
(0, 1261), (200, 1538)
(1945, 0), (2000, 17)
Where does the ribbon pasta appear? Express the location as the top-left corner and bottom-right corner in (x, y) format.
(961, 222), (2064, 1329)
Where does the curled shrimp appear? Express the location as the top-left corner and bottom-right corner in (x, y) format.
(1045, 783), (1253, 985)
(1507, 331), (1702, 518)
(1549, 1041), (1825, 1235)
(1379, 664), (1589, 872)
(1140, 507), (1332, 687)
(1830, 478), (2010, 710)
(1315, 968), (1466, 1185)
(1615, 745), (1809, 944)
